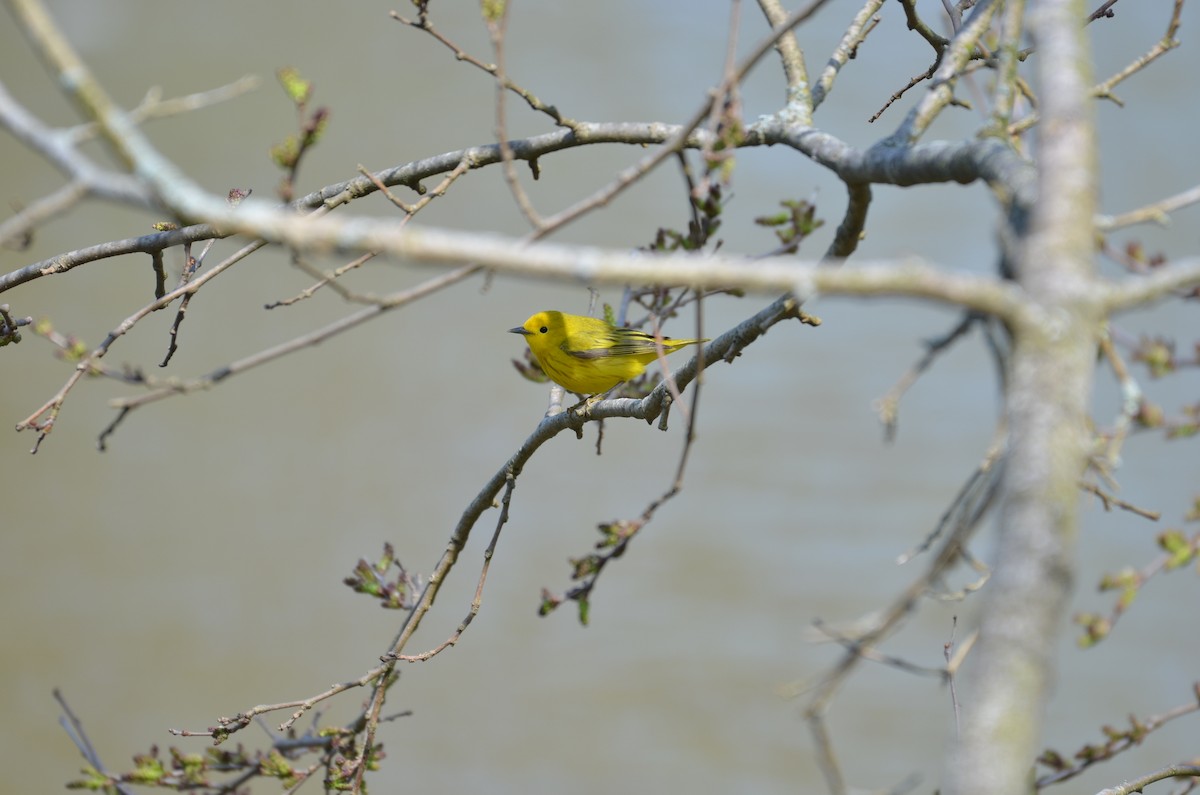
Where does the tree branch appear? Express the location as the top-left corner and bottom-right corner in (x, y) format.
(1103, 257), (1200, 312)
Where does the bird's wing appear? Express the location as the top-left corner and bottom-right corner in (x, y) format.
(564, 327), (662, 359)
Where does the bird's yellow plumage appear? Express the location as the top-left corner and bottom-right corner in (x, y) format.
(509, 310), (708, 395)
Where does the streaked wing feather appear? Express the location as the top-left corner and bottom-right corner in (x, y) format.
(563, 327), (666, 359)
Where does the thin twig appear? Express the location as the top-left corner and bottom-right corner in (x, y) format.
(0, 181), (89, 247)
(390, 11), (577, 128)
(486, 3), (544, 230)
(1036, 687), (1200, 788)
(533, 0), (834, 236)
(68, 75), (261, 145)
(1079, 482), (1162, 521)
(803, 438), (1002, 794)
(810, 0), (886, 112)
(887, 0), (1000, 143)
(388, 475), (517, 663)
(1094, 764), (1200, 795)
(1091, 0), (1183, 106)
(897, 432), (1004, 565)
(811, 619), (950, 680)
(874, 311), (982, 442)
(54, 689), (137, 795)
(15, 237), (267, 452)
(106, 265), (482, 418)
(267, 251), (379, 308)
(945, 617), (962, 736)
(1096, 183), (1200, 231)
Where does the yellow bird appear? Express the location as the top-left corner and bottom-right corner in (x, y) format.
(509, 310), (708, 395)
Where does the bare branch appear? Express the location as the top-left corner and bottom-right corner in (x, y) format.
(888, 0), (1001, 143)
(810, 1), (886, 112)
(756, 0), (814, 118)
(104, 265), (480, 426)
(1104, 257), (1200, 312)
(1096, 183), (1200, 231)
(1036, 688), (1200, 789)
(1091, 0), (1183, 106)
(1094, 764), (1200, 795)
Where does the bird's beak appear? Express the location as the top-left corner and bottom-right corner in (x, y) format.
(509, 326), (531, 335)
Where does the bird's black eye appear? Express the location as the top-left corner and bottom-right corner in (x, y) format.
(539, 326), (548, 334)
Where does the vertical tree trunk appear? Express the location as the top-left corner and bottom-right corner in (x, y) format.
(945, 2), (1100, 793)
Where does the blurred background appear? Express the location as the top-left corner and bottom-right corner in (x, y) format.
(1, 1), (1197, 792)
